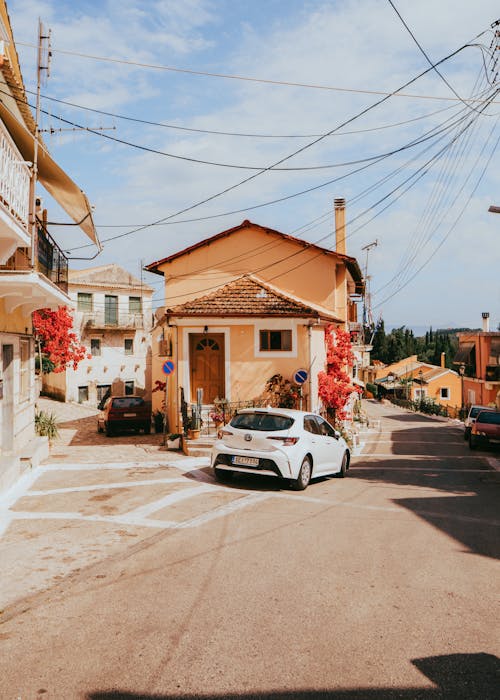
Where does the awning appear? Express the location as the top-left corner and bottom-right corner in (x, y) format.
(453, 341), (475, 364)
(0, 99), (100, 249)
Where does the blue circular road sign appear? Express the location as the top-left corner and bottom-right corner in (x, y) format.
(294, 368), (308, 384)
(162, 360), (175, 375)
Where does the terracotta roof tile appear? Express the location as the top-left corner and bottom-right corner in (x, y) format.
(167, 275), (339, 320)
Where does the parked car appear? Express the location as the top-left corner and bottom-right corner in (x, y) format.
(97, 396), (151, 436)
(463, 404), (492, 440)
(469, 410), (500, 450)
(211, 408), (350, 491)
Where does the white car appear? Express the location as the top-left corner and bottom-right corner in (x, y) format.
(211, 407), (350, 491)
(463, 404), (492, 440)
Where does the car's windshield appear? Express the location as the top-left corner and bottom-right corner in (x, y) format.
(111, 397), (144, 409)
(476, 411), (500, 425)
(230, 412), (294, 431)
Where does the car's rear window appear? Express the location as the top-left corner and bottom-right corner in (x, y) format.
(477, 411), (500, 425)
(230, 412), (294, 431)
(470, 406), (490, 418)
(111, 397), (144, 409)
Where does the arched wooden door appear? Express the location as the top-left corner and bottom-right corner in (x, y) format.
(189, 333), (225, 403)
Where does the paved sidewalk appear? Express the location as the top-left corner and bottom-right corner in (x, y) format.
(37, 396), (180, 464)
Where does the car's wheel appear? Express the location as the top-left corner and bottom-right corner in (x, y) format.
(469, 435), (477, 450)
(464, 427), (470, 441)
(336, 451), (349, 478)
(214, 466), (233, 482)
(105, 423), (114, 437)
(143, 423), (151, 434)
(97, 423), (103, 434)
(292, 457), (311, 491)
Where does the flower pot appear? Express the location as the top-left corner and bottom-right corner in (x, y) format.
(167, 437), (181, 449)
(187, 428), (200, 440)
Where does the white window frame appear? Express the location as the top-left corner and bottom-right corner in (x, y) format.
(254, 319), (297, 359)
(439, 387), (450, 400)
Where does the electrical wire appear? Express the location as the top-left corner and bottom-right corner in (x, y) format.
(16, 38), (497, 102)
(16, 84), (463, 140)
(63, 40), (484, 252)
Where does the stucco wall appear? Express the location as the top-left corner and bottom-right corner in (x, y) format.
(157, 225), (340, 313)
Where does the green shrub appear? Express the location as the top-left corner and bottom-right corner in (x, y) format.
(366, 382), (378, 398)
(35, 410), (59, 440)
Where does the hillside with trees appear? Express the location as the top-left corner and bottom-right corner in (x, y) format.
(369, 319), (475, 368)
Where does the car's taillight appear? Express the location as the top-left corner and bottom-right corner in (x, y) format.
(267, 436), (299, 446)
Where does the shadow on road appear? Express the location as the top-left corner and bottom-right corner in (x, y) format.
(352, 423), (500, 560)
(87, 653), (500, 699)
(55, 414), (164, 447)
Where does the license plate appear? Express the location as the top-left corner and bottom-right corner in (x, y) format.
(124, 413), (137, 417)
(232, 455), (259, 467)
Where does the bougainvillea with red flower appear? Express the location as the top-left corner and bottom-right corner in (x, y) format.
(32, 306), (89, 373)
(317, 325), (361, 424)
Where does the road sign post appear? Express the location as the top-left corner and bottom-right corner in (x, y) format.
(162, 361), (175, 445)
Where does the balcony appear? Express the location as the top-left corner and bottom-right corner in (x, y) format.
(0, 126), (31, 263)
(0, 226), (68, 293)
(82, 311), (145, 331)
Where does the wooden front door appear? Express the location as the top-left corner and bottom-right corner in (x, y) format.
(189, 334), (225, 403)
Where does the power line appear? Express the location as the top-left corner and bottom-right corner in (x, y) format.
(16, 38), (497, 102)
(20, 85), (464, 140)
(64, 41), (486, 252)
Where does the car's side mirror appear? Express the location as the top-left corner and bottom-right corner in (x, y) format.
(333, 430), (341, 440)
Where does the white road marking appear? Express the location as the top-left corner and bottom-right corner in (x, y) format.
(126, 484), (212, 518)
(27, 478), (191, 496)
(177, 492), (271, 528)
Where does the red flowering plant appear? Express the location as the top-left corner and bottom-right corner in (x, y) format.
(317, 325), (361, 426)
(32, 306), (89, 373)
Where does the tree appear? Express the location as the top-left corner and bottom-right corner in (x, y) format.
(318, 325), (360, 425)
(32, 307), (89, 373)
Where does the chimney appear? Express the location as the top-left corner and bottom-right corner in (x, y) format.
(482, 312), (490, 332)
(334, 198), (346, 255)
(441, 352), (445, 368)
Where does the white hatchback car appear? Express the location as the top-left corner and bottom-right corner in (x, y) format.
(211, 407), (350, 490)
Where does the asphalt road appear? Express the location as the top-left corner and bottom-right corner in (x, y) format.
(0, 400), (499, 699)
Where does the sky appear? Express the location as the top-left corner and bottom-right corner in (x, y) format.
(7, 0), (500, 332)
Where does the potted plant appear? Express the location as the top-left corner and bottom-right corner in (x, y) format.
(153, 410), (164, 433)
(209, 409), (225, 429)
(166, 433), (182, 449)
(185, 414), (201, 440)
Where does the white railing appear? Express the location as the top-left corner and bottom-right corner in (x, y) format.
(0, 125), (30, 230)
(82, 311), (145, 329)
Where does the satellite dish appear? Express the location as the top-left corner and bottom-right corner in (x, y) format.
(154, 306), (166, 322)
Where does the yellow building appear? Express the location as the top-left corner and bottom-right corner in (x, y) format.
(0, 5), (99, 493)
(376, 356), (462, 414)
(145, 206), (364, 434)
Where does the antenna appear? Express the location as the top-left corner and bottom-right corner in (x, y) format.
(361, 240), (378, 344)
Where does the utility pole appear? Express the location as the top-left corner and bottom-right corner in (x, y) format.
(30, 19), (51, 269)
(361, 240), (378, 344)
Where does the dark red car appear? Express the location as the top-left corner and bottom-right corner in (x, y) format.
(97, 396), (151, 436)
(469, 410), (500, 450)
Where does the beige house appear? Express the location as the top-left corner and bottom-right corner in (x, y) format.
(376, 355), (462, 413)
(42, 265), (153, 406)
(145, 202), (364, 433)
(0, 3), (99, 494)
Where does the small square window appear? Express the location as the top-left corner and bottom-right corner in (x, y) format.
(91, 338), (101, 356)
(440, 387), (450, 400)
(77, 292), (93, 312)
(124, 338), (133, 355)
(78, 386), (89, 403)
(259, 330), (292, 351)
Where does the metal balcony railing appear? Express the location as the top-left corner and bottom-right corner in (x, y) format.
(0, 227), (68, 293)
(82, 311), (145, 330)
